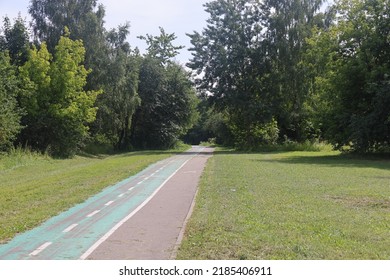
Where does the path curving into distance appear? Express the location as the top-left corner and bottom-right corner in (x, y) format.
(0, 146), (214, 260)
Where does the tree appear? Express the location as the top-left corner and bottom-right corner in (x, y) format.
(28, 0), (145, 152)
(0, 15), (30, 66)
(187, 0), (328, 148)
(130, 57), (166, 149)
(131, 28), (198, 149)
(138, 27), (184, 65)
(29, 0), (104, 50)
(28, 0), (108, 91)
(264, 0), (325, 141)
(306, 0), (390, 152)
(19, 31), (101, 157)
(182, 99), (232, 145)
(92, 24), (141, 150)
(164, 63), (199, 145)
(18, 43), (51, 152)
(188, 0), (280, 148)
(0, 52), (23, 151)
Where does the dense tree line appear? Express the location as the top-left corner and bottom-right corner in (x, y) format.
(1, 0), (389, 155)
(0, 0), (198, 157)
(188, 0), (389, 152)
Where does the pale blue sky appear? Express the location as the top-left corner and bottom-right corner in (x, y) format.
(0, 0), (209, 63)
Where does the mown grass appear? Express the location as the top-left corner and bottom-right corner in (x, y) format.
(177, 148), (390, 260)
(0, 145), (189, 243)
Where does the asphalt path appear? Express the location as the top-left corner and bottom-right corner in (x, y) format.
(0, 146), (213, 260)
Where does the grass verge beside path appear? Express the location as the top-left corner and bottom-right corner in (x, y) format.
(177, 149), (390, 259)
(0, 145), (189, 243)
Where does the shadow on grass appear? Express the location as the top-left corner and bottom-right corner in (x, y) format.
(253, 153), (390, 171)
(208, 147), (390, 171)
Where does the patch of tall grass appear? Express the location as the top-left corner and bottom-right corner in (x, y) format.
(238, 140), (334, 153)
(276, 140), (334, 152)
(0, 147), (50, 172)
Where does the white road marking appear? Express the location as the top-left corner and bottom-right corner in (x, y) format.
(29, 242), (52, 256)
(79, 155), (197, 260)
(63, 224), (78, 233)
(86, 210), (100, 218)
(118, 193), (125, 198)
(105, 201), (114, 206)
(128, 187), (134, 191)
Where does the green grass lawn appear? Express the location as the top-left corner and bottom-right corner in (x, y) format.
(177, 149), (390, 260)
(0, 146), (188, 243)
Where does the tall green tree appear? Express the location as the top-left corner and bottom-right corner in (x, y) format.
(138, 27), (184, 65)
(0, 15), (30, 66)
(28, 0), (105, 51)
(306, 0), (390, 152)
(19, 32), (101, 157)
(132, 58), (198, 149)
(188, 0), (327, 147)
(0, 52), (23, 151)
(132, 29), (198, 149)
(28, 0), (108, 90)
(131, 57), (166, 149)
(264, 0), (325, 141)
(188, 0), (280, 148)
(93, 24), (141, 150)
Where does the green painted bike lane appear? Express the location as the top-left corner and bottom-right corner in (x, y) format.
(0, 146), (205, 260)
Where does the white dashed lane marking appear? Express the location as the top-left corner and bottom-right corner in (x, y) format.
(86, 210), (100, 218)
(63, 224), (78, 233)
(105, 201), (114, 206)
(29, 242), (52, 256)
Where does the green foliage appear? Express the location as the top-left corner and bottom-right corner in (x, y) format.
(204, 110), (233, 145)
(265, 0), (325, 141)
(132, 28), (198, 149)
(0, 16), (30, 66)
(188, 0), (275, 147)
(188, 0), (325, 148)
(189, 0), (388, 153)
(92, 24), (141, 151)
(165, 63), (199, 135)
(28, 0), (108, 92)
(138, 27), (185, 65)
(132, 57), (198, 149)
(306, 0), (390, 152)
(2, 0), (388, 154)
(19, 33), (101, 157)
(28, 0), (104, 51)
(0, 52), (23, 151)
(230, 117), (280, 149)
(182, 100), (214, 145)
